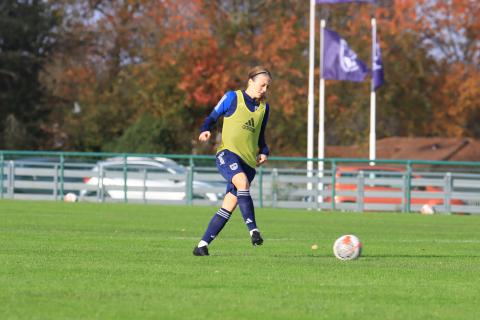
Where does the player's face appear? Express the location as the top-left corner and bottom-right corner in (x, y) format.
(249, 74), (271, 99)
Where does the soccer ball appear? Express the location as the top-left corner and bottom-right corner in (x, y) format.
(333, 234), (362, 261)
(420, 204), (436, 215)
(64, 192), (78, 202)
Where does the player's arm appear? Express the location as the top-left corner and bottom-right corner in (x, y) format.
(198, 92), (236, 142)
(256, 104), (270, 167)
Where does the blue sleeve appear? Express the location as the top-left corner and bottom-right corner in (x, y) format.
(199, 91), (236, 132)
(258, 104), (270, 155)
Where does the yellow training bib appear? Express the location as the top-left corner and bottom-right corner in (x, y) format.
(217, 91), (266, 168)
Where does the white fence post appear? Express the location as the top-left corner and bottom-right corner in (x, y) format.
(53, 164), (59, 200)
(8, 161), (14, 199)
(444, 172), (452, 213)
(357, 171), (365, 212)
(402, 173), (407, 213)
(271, 168), (278, 208)
(142, 169), (147, 204)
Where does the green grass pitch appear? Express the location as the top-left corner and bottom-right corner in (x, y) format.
(1, 200), (479, 320)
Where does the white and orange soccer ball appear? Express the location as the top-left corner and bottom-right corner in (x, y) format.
(63, 192), (78, 202)
(333, 234), (362, 261)
(420, 204), (436, 215)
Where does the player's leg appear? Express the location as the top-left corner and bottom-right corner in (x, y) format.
(232, 171), (263, 246)
(221, 191), (238, 212)
(193, 151), (239, 256)
(192, 192), (237, 256)
(199, 192), (237, 247)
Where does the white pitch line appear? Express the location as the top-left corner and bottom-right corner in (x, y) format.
(396, 239), (480, 244)
(171, 237), (480, 244)
(171, 236), (302, 241)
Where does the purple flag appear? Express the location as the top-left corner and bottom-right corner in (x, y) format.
(316, 0), (376, 3)
(322, 28), (368, 82)
(373, 41), (384, 90)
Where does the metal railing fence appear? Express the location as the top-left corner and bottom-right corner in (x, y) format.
(1, 150), (480, 214)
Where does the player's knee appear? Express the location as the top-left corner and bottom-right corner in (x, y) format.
(232, 173), (249, 190)
(235, 180), (250, 190)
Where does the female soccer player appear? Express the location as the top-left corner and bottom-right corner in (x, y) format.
(193, 66), (272, 256)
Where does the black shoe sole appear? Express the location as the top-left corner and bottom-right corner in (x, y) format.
(193, 246), (209, 256)
(251, 231), (264, 246)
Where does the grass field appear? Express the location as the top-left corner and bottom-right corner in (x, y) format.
(1, 200), (479, 320)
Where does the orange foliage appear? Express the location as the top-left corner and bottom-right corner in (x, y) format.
(45, 0), (479, 153)
(433, 64), (480, 137)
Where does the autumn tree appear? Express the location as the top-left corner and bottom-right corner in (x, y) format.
(41, 0), (479, 156)
(177, 0), (310, 155)
(313, 0), (479, 147)
(417, 0), (480, 138)
(45, 0), (193, 152)
(45, 0), (311, 155)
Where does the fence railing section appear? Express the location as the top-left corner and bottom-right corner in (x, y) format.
(1, 151), (480, 214)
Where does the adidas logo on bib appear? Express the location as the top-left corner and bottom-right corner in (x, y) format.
(242, 118), (255, 132)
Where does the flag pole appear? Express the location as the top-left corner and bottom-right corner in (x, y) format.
(369, 17), (376, 165)
(307, 0), (316, 198)
(318, 19), (326, 204)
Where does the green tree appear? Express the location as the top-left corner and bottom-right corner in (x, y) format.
(104, 113), (192, 154)
(0, 0), (58, 149)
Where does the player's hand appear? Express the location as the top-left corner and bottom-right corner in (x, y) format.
(256, 154), (268, 167)
(198, 131), (211, 142)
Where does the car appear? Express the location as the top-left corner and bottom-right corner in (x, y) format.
(80, 157), (224, 202)
(324, 165), (465, 208)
